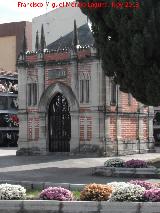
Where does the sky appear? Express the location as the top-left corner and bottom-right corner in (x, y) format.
(0, 0), (74, 23)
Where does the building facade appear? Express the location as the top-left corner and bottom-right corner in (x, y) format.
(0, 21), (32, 72)
(17, 25), (155, 156)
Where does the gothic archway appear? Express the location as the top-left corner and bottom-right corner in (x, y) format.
(48, 93), (71, 152)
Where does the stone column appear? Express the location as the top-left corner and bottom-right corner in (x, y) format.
(138, 103), (144, 140)
(90, 59), (105, 149)
(70, 111), (80, 153)
(17, 112), (28, 149)
(37, 52), (45, 102)
(105, 116), (110, 139)
(117, 85), (121, 109)
(117, 116), (122, 140)
(148, 106), (154, 150)
(38, 112), (47, 153)
(70, 52), (79, 101)
(16, 56), (28, 155)
(91, 60), (99, 106)
(18, 64), (27, 110)
(106, 77), (110, 106)
(116, 86), (122, 155)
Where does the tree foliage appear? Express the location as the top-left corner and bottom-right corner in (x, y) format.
(78, 0), (160, 106)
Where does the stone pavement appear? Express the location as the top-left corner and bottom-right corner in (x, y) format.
(0, 148), (160, 184)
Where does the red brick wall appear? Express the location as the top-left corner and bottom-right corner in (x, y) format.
(121, 117), (137, 140)
(121, 92), (138, 112)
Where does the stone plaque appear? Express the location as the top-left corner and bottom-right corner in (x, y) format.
(48, 69), (66, 79)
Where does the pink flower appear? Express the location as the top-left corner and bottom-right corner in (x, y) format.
(40, 187), (73, 201)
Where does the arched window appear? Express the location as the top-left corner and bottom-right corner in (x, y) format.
(79, 73), (90, 104)
(27, 83), (37, 106)
(110, 81), (117, 105)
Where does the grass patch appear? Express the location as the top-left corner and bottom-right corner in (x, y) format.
(26, 189), (41, 200)
(73, 191), (81, 200)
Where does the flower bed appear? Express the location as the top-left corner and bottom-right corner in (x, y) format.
(1, 181), (160, 203)
(0, 182), (160, 212)
(29, 181), (160, 202)
(104, 158), (148, 168)
(93, 158), (159, 178)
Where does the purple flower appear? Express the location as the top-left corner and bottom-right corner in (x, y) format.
(144, 189), (160, 202)
(129, 180), (157, 190)
(40, 187), (73, 201)
(124, 159), (148, 168)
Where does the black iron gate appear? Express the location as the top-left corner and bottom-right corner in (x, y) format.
(48, 93), (71, 152)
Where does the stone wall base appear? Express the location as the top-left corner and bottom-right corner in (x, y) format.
(0, 200), (159, 213)
(104, 140), (155, 157)
(16, 147), (47, 156)
(16, 140), (155, 157)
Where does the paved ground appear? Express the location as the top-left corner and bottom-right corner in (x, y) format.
(0, 148), (160, 184)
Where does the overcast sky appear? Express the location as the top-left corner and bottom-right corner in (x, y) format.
(0, 0), (74, 23)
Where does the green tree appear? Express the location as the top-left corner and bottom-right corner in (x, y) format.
(78, 0), (160, 106)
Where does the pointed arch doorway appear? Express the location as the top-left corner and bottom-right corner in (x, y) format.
(48, 93), (71, 152)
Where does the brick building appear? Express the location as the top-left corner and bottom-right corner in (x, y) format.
(17, 23), (154, 156)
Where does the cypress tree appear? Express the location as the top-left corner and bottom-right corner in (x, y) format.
(78, 0), (160, 106)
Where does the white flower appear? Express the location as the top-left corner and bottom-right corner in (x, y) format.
(0, 184), (26, 200)
(109, 183), (145, 202)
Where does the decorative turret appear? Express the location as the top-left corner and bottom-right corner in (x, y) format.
(22, 28), (27, 54)
(18, 27), (27, 62)
(72, 20), (79, 54)
(40, 24), (46, 50)
(35, 30), (40, 51)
